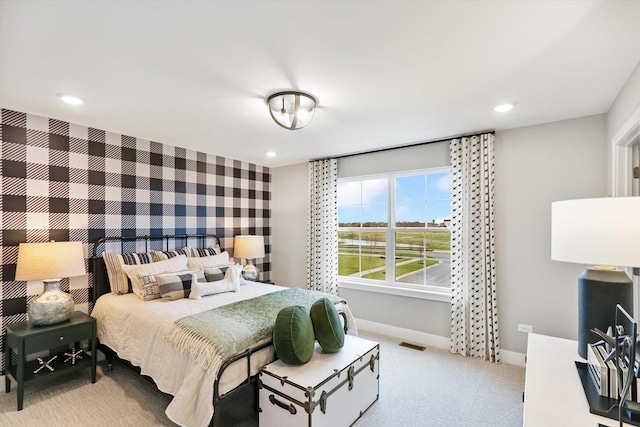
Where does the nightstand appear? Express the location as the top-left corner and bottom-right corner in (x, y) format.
(4, 311), (97, 410)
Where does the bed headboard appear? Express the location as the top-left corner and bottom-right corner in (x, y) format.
(90, 234), (222, 304)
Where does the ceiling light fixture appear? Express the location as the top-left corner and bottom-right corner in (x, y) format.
(265, 151), (277, 158)
(267, 91), (316, 130)
(494, 103), (514, 113)
(58, 94), (84, 105)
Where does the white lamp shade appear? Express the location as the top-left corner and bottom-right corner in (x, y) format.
(233, 235), (265, 260)
(551, 197), (640, 267)
(15, 241), (86, 281)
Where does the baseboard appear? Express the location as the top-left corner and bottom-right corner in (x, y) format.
(356, 318), (526, 367)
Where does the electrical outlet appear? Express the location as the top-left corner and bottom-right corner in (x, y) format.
(518, 324), (533, 333)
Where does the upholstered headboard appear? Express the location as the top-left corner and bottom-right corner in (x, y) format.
(90, 234), (222, 304)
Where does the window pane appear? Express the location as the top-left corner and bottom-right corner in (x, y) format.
(359, 232), (386, 280)
(338, 206), (361, 227)
(396, 202), (426, 227)
(362, 179), (388, 204)
(362, 204), (387, 227)
(338, 231), (386, 280)
(426, 172), (451, 200)
(338, 178), (388, 228)
(337, 181), (362, 206)
(395, 230), (450, 287)
(426, 201), (451, 227)
(396, 175), (425, 202)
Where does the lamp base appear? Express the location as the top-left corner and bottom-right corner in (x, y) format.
(242, 260), (260, 282)
(578, 267), (633, 359)
(28, 280), (75, 326)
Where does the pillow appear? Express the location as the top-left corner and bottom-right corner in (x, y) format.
(189, 277), (239, 300)
(122, 255), (189, 298)
(157, 272), (199, 301)
(150, 248), (190, 262)
(188, 245), (221, 258)
(273, 305), (315, 365)
(103, 252), (153, 295)
(310, 298), (345, 353)
(187, 251), (231, 269)
(203, 265), (231, 282)
(138, 268), (203, 301)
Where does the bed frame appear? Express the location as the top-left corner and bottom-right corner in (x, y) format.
(90, 234), (270, 427)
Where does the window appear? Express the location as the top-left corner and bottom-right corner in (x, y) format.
(338, 168), (451, 297)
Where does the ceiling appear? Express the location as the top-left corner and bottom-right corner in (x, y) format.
(1, 1), (639, 168)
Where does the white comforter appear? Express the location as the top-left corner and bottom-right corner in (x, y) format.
(91, 282), (356, 427)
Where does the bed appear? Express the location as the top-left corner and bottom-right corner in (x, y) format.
(89, 234), (356, 427)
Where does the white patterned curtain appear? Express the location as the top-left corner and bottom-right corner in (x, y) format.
(307, 159), (339, 294)
(450, 133), (500, 362)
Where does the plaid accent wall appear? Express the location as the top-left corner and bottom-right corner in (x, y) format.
(0, 109), (271, 374)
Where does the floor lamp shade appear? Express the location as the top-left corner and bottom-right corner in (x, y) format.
(234, 235), (265, 281)
(552, 197), (640, 359)
(15, 241), (86, 326)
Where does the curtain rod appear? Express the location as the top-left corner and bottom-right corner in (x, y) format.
(317, 130), (495, 161)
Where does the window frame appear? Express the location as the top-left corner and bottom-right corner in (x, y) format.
(337, 166), (452, 301)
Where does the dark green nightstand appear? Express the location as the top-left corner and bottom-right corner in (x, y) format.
(4, 311), (97, 410)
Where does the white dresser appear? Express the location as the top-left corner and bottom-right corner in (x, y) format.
(524, 333), (633, 426)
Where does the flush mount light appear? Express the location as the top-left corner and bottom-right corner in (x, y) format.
(58, 94), (84, 105)
(265, 151), (277, 158)
(494, 103), (514, 113)
(267, 91), (317, 130)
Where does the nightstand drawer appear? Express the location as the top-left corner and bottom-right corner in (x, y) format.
(24, 322), (93, 353)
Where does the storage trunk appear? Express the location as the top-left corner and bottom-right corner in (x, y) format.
(259, 335), (379, 427)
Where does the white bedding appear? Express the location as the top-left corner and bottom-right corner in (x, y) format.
(91, 282), (356, 427)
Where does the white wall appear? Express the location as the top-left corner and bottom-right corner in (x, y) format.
(607, 60), (640, 194)
(495, 114), (607, 354)
(270, 162), (308, 288)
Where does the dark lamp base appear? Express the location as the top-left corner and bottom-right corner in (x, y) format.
(578, 268), (633, 359)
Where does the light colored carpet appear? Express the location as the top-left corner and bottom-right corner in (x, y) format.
(0, 331), (524, 427)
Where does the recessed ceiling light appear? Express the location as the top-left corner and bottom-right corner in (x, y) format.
(58, 94), (84, 105)
(494, 103), (514, 113)
(265, 151), (277, 158)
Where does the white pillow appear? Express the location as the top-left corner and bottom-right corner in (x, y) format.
(138, 268), (203, 301)
(187, 251), (231, 268)
(122, 255), (189, 298)
(189, 264), (243, 300)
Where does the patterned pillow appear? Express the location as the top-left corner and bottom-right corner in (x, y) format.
(187, 251), (231, 269)
(139, 268), (204, 301)
(102, 252), (153, 295)
(203, 266), (231, 282)
(150, 248), (190, 262)
(122, 255), (189, 298)
(188, 245), (221, 257)
(157, 272), (199, 301)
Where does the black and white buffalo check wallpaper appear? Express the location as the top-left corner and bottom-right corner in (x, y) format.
(0, 108), (271, 374)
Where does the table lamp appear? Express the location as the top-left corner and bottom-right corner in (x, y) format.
(551, 197), (640, 359)
(233, 235), (265, 281)
(15, 241), (86, 326)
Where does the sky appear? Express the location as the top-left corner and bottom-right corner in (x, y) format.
(338, 172), (451, 225)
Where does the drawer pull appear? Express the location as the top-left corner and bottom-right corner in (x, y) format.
(269, 394), (296, 415)
(59, 336), (64, 341)
(348, 365), (355, 391)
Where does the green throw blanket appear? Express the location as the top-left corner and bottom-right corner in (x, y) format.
(165, 288), (345, 373)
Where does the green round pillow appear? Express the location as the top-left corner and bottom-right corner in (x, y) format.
(273, 305), (315, 365)
(310, 298), (345, 353)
